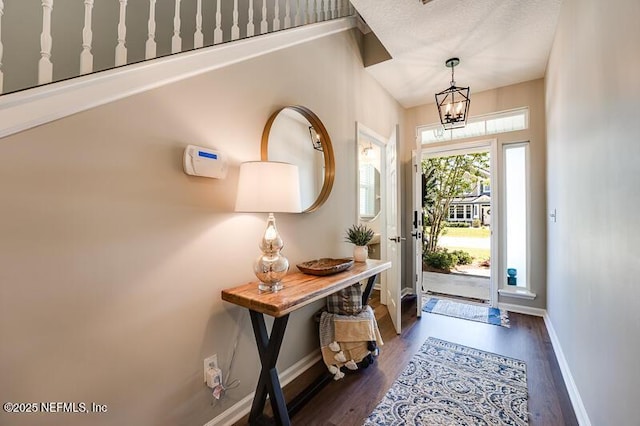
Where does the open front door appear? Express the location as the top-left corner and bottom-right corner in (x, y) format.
(385, 125), (402, 334)
(412, 149), (423, 317)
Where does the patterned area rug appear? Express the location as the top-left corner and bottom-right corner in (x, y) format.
(365, 338), (529, 425)
(423, 297), (510, 327)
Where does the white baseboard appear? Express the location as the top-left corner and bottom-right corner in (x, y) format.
(204, 351), (322, 426)
(206, 306), (591, 426)
(498, 302), (546, 317)
(500, 303), (591, 424)
(401, 287), (414, 298)
(373, 284), (412, 299)
(543, 313), (591, 426)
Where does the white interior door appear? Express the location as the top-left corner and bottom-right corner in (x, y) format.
(385, 125), (402, 334)
(412, 149), (423, 317)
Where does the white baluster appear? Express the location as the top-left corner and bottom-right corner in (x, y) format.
(194, 0), (203, 48)
(260, 0), (267, 34)
(273, 0), (280, 31)
(308, 0), (315, 24)
(247, 0), (255, 37)
(232, 0), (239, 40)
(317, 0), (323, 22)
(145, 0), (157, 59)
(39, 0), (54, 84)
(172, 0), (182, 53)
(337, 0), (341, 17)
(284, 0), (291, 29)
(323, 0), (329, 21)
(214, 0), (222, 44)
(294, 0), (301, 26)
(303, 0), (308, 24)
(0, 0), (5, 93)
(80, 0), (94, 75)
(330, 0), (336, 19)
(115, 0), (127, 66)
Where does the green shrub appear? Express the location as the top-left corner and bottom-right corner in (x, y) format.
(472, 219), (481, 228)
(444, 221), (470, 228)
(451, 250), (473, 265)
(423, 248), (456, 271)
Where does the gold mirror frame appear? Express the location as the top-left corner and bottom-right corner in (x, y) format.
(261, 106), (335, 213)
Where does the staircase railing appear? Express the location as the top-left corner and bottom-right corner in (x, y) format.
(0, 0), (354, 96)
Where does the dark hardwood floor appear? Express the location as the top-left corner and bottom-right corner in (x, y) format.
(237, 292), (578, 426)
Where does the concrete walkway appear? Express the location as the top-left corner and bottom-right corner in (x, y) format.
(423, 271), (490, 301)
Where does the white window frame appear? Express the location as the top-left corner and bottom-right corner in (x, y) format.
(418, 107), (529, 145)
(498, 141), (535, 300)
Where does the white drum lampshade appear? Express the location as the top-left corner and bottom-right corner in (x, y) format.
(235, 161), (302, 291)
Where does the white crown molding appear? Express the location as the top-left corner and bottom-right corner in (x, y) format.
(0, 17), (355, 140)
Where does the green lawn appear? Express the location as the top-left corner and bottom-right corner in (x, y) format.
(441, 226), (490, 238)
(444, 246), (490, 261)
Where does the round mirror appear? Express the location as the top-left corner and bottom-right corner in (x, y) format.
(261, 106), (335, 213)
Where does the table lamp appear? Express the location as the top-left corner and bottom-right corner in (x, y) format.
(235, 161), (302, 291)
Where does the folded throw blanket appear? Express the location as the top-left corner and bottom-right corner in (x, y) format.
(319, 305), (383, 380)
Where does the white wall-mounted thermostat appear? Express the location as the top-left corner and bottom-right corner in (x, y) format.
(183, 145), (228, 179)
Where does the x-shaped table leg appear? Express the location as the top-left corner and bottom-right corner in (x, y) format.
(249, 310), (290, 426)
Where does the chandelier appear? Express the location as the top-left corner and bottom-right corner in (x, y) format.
(435, 57), (470, 130)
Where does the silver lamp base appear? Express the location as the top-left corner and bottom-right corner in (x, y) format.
(258, 281), (284, 292)
(254, 213), (289, 292)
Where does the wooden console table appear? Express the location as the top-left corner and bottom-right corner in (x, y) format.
(221, 259), (391, 426)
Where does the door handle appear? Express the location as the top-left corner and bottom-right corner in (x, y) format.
(388, 236), (407, 243)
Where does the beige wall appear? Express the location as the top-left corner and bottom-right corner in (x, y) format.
(404, 79), (547, 309)
(0, 30), (403, 426)
(545, 0), (640, 423)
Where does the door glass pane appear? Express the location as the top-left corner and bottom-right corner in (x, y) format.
(505, 145), (527, 288)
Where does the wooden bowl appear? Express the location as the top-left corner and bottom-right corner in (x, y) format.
(296, 258), (354, 276)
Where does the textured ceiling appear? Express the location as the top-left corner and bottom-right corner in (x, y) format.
(351, 0), (562, 108)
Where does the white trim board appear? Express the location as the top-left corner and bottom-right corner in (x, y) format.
(543, 313), (592, 426)
(208, 305), (591, 426)
(205, 351), (322, 426)
(500, 303), (592, 425)
(498, 302), (545, 317)
(401, 287), (414, 298)
(371, 284), (413, 299)
(0, 18), (355, 140)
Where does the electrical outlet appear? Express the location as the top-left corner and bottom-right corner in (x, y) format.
(204, 354), (218, 383)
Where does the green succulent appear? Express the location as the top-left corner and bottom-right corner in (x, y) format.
(345, 224), (375, 246)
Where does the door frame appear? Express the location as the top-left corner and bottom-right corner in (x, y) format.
(420, 138), (499, 307)
(356, 122), (388, 303)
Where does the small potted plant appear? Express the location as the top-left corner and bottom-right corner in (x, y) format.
(345, 224), (375, 262)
